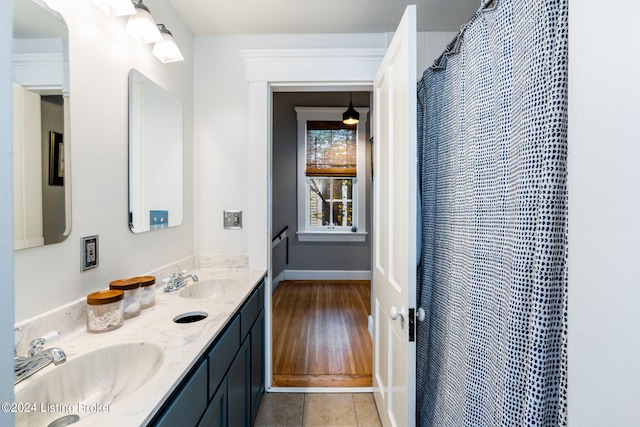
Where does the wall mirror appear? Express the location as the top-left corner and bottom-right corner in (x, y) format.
(13, 0), (71, 250)
(128, 69), (183, 233)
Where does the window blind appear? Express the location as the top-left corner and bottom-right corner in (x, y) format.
(306, 121), (357, 177)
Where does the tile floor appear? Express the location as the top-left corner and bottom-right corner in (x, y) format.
(254, 393), (383, 427)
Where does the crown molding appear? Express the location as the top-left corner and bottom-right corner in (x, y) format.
(239, 48), (386, 83)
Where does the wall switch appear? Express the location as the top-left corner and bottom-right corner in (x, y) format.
(223, 210), (243, 229)
(81, 235), (99, 271)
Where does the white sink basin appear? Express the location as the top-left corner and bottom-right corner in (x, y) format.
(15, 342), (163, 427)
(179, 278), (243, 299)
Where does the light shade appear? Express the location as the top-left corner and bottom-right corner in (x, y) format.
(153, 25), (184, 63)
(342, 95), (360, 125)
(38, 0), (63, 12)
(126, 1), (162, 44)
(91, 0), (136, 17)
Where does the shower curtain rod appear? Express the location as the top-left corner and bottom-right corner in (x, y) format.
(430, 0), (499, 71)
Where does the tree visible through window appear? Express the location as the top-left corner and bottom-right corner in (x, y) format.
(308, 177), (353, 227)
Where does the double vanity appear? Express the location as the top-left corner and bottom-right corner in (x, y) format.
(13, 255), (266, 427)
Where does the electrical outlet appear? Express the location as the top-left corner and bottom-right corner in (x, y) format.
(223, 210), (243, 229)
(81, 235), (99, 271)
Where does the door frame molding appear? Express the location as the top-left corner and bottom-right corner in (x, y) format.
(241, 47), (385, 392)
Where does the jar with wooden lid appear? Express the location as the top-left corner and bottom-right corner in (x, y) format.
(109, 278), (141, 319)
(131, 275), (156, 308)
(86, 290), (124, 333)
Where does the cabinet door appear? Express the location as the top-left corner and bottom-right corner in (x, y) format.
(228, 338), (250, 427)
(152, 360), (208, 427)
(199, 377), (227, 427)
(250, 309), (265, 424)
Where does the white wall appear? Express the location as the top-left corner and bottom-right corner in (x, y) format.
(568, 1), (640, 425)
(193, 33), (387, 257)
(192, 31), (452, 258)
(12, 0), (194, 321)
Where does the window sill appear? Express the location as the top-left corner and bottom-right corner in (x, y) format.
(297, 231), (368, 243)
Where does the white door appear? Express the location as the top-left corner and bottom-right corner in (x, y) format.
(372, 5), (417, 427)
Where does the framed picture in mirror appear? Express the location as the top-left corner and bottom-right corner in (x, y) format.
(49, 131), (64, 186)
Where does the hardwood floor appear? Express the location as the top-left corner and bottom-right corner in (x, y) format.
(272, 280), (373, 387)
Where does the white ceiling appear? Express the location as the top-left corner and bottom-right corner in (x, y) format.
(167, 0), (481, 35)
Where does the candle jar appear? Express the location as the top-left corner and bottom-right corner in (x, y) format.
(132, 275), (156, 308)
(86, 290), (124, 333)
(109, 278), (141, 319)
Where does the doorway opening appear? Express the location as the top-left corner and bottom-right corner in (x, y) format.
(270, 90), (373, 391)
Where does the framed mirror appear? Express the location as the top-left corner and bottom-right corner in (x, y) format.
(13, 0), (71, 250)
(128, 69), (183, 233)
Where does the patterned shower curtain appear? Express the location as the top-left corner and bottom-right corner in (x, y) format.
(416, 0), (568, 426)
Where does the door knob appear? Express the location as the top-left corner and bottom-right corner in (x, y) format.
(390, 306), (405, 321)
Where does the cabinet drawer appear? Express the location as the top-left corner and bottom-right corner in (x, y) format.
(153, 359), (207, 427)
(208, 315), (240, 399)
(240, 281), (264, 339)
(257, 280), (264, 310)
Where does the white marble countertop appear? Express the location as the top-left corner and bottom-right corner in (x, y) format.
(14, 264), (266, 427)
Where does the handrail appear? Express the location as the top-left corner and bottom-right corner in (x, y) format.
(272, 225), (289, 242)
(272, 226), (289, 265)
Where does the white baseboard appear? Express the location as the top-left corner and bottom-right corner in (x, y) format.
(281, 269), (371, 281)
(268, 386), (374, 394)
(272, 270), (286, 292)
(271, 269), (372, 292)
(271, 270), (371, 292)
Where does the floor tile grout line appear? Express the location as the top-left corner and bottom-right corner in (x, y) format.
(352, 393), (359, 426)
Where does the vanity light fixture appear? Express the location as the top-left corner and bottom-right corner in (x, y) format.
(152, 24), (184, 63)
(90, 0), (136, 17)
(37, 0), (62, 12)
(342, 92), (360, 125)
(126, 0), (162, 44)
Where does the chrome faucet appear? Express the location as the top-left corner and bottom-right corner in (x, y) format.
(162, 269), (199, 292)
(15, 331), (66, 385)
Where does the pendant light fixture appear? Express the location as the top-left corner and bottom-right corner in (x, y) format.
(342, 92), (360, 125)
(152, 24), (184, 63)
(126, 0), (162, 44)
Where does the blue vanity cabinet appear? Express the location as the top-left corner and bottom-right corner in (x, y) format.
(150, 278), (265, 427)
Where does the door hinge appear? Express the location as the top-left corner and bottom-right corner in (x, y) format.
(408, 308), (415, 342)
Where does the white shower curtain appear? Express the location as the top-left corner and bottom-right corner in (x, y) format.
(416, 0), (568, 425)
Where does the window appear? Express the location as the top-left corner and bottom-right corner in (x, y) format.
(295, 107), (369, 242)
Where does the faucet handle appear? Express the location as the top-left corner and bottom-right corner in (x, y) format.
(40, 331), (60, 342)
(177, 269), (188, 278)
(29, 331), (60, 356)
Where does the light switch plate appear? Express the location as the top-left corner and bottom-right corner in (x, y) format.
(81, 235), (99, 271)
(223, 210), (242, 229)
